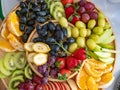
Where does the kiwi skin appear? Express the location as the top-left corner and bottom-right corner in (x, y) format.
(11, 70), (24, 78)
(24, 65), (33, 79)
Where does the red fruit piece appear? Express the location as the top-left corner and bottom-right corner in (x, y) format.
(68, 14), (80, 24)
(24, 82), (34, 90)
(66, 56), (79, 69)
(55, 58), (65, 69)
(35, 84), (43, 90)
(89, 11), (98, 20)
(84, 2), (95, 12)
(77, 6), (86, 14)
(59, 69), (71, 78)
(62, 0), (73, 6)
(78, 0), (86, 6)
(32, 75), (42, 85)
(65, 5), (74, 18)
(81, 13), (90, 23)
(72, 48), (86, 60)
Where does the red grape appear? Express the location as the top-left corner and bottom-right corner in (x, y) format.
(78, 0), (86, 6)
(77, 6), (86, 14)
(41, 77), (48, 84)
(32, 75), (42, 85)
(85, 2), (95, 12)
(81, 13), (90, 23)
(89, 11), (98, 20)
(24, 82), (34, 90)
(35, 84), (43, 90)
(18, 82), (25, 90)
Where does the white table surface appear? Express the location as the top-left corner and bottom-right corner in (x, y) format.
(2, 0), (120, 90)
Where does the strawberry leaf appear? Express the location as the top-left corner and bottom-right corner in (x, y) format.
(68, 14), (73, 21)
(74, 64), (81, 72)
(58, 73), (68, 80)
(65, 4), (73, 8)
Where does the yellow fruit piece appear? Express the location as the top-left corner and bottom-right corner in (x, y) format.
(7, 33), (24, 51)
(6, 11), (23, 36)
(1, 23), (10, 39)
(0, 37), (15, 52)
(24, 42), (34, 52)
(87, 76), (98, 90)
(76, 67), (88, 90)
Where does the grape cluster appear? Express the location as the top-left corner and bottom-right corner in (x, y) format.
(33, 21), (75, 57)
(16, 0), (52, 42)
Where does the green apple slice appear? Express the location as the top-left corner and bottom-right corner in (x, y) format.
(94, 51), (111, 58)
(99, 57), (114, 64)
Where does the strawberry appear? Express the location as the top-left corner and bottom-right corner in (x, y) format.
(65, 5), (74, 18)
(66, 56), (79, 69)
(55, 58), (65, 69)
(58, 68), (71, 80)
(68, 14), (80, 24)
(72, 48), (86, 60)
(62, 0), (73, 6)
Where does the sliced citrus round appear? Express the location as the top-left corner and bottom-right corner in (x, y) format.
(7, 33), (24, 51)
(6, 11), (23, 36)
(87, 76), (98, 90)
(1, 23), (10, 39)
(24, 42), (34, 52)
(0, 37), (16, 52)
(32, 42), (50, 53)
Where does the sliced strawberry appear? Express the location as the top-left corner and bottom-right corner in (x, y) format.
(66, 56), (79, 69)
(55, 58), (65, 69)
(68, 14), (80, 24)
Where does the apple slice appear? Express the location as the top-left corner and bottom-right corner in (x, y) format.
(57, 82), (63, 90)
(63, 82), (71, 90)
(94, 51), (111, 58)
(49, 82), (56, 90)
(99, 57), (114, 64)
(59, 82), (66, 90)
(47, 82), (52, 90)
(52, 82), (60, 90)
(67, 79), (77, 90)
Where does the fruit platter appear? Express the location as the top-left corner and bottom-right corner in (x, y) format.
(0, 0), (116, 90)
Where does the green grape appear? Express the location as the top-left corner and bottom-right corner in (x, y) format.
(87, 19), (96, 29)
(76, 37), (85, 48)
(98, 12), (105, 19)
(66, 26), (72, 38)
(93, 26), (103, 35)
(59, 17), (68, 28)
(98, 18), (106, 27)
(86, 39), (97, 50)
(75, 21), (86, 29)
(79, 28), (87, 37)
(104, 22), (111, 29)
(89, 34), (99, 42)
(68, 43), (78, 53)
(86, 29), (91, 37)
(71, 27), (79, 38)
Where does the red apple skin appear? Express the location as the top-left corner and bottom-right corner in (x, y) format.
(52, 82), (60, 90)
(47, 82), (52, 90)
(63, 82), (72, 90)
(49, 82), (56, 90)
(59, 82), (66, 90)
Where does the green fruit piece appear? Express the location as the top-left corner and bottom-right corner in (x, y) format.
(99, 44), (114, 49)
(104, 22), (111, 29)
(71, 27), (79, 38)
(86, 39), (97, 51)
(97, 29), (112, 43)
(50, 2), (63, 14)
(79, 28), (87, 37)
(99, 57), (114, 64)
(9, 76), (24, 90)
(93, 26), (103, 35)
(66, 26), (72, 38)
(0, 58), (11, 76)
(87, 19), (96, 29)
(89, 34), (99, 42)
(0, 71), (7, 78)
(53, 7), (65, 19)
(14, 52), (27, 69)
(24, 65), (33, 79)
(100, 35), (115, 44)
(3, 52), (16, 71)
(98, 12), (105, 19)
(98, 18), (106, 27)
(12, 70), (24, 78)
(75, 21), (86, 29)
(68, 43), (78, 53)
(86, 29), (91, 37)
(59, 17), (68, 28)
(87, 50), (98, 59)
(94, 51), (111, 58)
(76, 37), (85, 48)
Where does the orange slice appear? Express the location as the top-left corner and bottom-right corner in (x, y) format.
(7, 33), (24, 51)
(1, 23), (10, 39)
(0, 37), (15, 52)
(6, 11), (23, 37)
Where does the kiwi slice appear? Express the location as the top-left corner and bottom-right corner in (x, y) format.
(3, 52), (16, 71)
(14, 52), (27, 69)
(9, 76), (24, 90)
(12, 70), (24, 78)
(24, 65), (33, 79)
(53, 7), (65, 19)
(0, 71), (7, 78)
(0, 58), (12, 76)
(47, 0), (60, 8)
(50, 2), (63, 14)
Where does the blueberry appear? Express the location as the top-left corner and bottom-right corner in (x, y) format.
(22, 34), (29, 43)
(25, 26), (34, 35)
(30, 2), (38, 7)
(37, 0), (44, 4)
(50, 44), (60, 52)
(48, 22), (56, 31)
(36, 16), (47, 23)
(42, 24), (48, 30)
(33, 7), (40, 12)
(21, 8), (29, 14)
(36, 24), (42, 30)
(27, 20), (35, 26)
(20, 2), (27, 8)
(63, 42), (69, 50)
(19, 24), (25, 31)
(46, 37), (56, 43)
(62, 27), (67, 37)
(16, 10), (21, 17)
(55, 30), (64, 41)
(55, 24), (62, 31)
(50, 51), (58, 56)
(33, 37), (42, 42)
(41, 3), (47, 10)
(30, 13), (36, 19)
(36, 11), (47, 17)
(20, 16), (27, 24)
(37, 28), (48, 37)
(67, 37), (75, 44)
